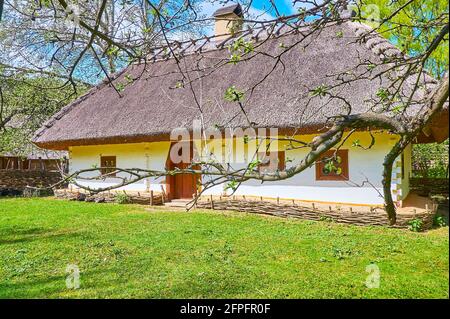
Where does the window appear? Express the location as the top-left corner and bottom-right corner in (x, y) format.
(258, 151), (285, 173)
(100, 156), (116, 176)
(315, 149), (349, 181)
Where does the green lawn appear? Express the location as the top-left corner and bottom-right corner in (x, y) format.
(0, 198), (448, 299)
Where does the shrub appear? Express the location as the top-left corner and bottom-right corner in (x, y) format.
(115, 193), (131, 204)
(319, 215), (333, 222)
(433, 215), (448, 228)
(408, 218), (424, 232)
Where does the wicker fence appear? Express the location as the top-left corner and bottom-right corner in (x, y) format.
(195, 197), (434, 229)
(54, 189), (164, 205)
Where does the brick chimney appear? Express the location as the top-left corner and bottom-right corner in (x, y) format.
(213, 3), (244, 41)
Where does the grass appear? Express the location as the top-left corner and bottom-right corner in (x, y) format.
(0, 197), (448, 299)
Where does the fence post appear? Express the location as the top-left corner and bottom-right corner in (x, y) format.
(150, 190), (154, 206)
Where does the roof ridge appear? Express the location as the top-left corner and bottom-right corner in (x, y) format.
(142, 21), (302, 63)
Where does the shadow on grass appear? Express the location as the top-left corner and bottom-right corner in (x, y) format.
(0, 268), (111, 299)
(0, 227), (85, 245)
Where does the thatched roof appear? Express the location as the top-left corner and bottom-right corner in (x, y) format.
(33, 20), (446, 150)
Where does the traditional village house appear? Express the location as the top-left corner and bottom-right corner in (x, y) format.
(33, 4), (448, 208)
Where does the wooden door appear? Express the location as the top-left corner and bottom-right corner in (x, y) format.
(166, 142), (199, 200)
(173, 162), (198, 199)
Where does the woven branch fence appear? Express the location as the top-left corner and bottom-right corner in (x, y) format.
(54, 189), (164, 205)
(195, 197), (434, 229)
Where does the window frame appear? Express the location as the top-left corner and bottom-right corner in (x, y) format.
(100, 156), (117, 177)
(315, 149), (349, 181)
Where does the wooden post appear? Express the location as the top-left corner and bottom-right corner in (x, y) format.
(243, 195), (246, 201)
(312, 203), (315, 211)
(150, 190), (154, 206)
(329, 206), (332, 212)
(210, 195), (214, 209)
(277, 197), (280, 205)
(260, 196), (263, 202)
(349, 207), (353, 213)
(425, 204), (429, 212)
(292, 199), (295, 206)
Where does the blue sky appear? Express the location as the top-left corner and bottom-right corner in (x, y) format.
(250, 0), (296, 16)
(200, 0), (300, 23)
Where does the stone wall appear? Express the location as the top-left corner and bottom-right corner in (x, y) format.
(195, 198), (434, 229)
(0, 169), (63, 195)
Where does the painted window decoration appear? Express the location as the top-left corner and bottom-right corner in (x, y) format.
(315, 149), (349, 181)
(100, 156), (117, 177)
(401, 152), (405, 179)
(258, 151), (286, 173)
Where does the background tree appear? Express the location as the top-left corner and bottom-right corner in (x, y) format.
(0, 75), (86, 156)
(358, 0), (449, 180)
(0, 0), (204, 154)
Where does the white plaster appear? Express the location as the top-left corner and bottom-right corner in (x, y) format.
(67, 131), (404, 205)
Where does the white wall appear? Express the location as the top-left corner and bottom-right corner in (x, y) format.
(201, 131), (400, 205)
(68, 131), (401, 205)
(69, 142), (170, 192)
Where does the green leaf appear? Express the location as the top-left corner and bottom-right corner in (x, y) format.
(224, 86), (244, 102)
(376, 88), (390, 101)
(352, 139), (361, 147)
(248, 159), (262, 171)
(310, 84), (329, 98)
(224, 180), (238, 191)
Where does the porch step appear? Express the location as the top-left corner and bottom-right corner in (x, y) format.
(164, 199), (192, 208)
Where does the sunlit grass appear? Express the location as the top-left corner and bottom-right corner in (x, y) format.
(0, 197), (448, 298)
